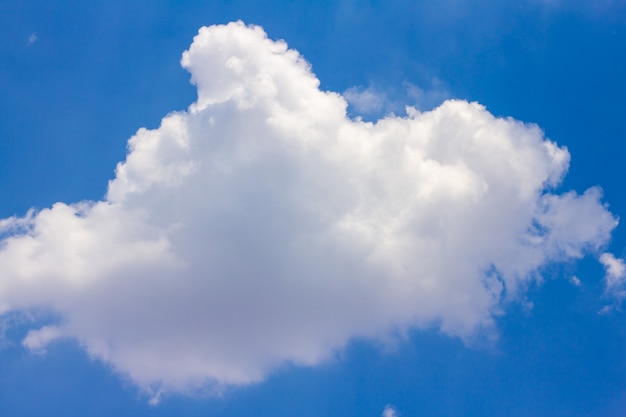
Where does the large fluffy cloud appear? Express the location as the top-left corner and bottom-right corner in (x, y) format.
(0, 21), (618, 395)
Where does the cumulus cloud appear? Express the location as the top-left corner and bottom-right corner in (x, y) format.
(0, 21), (618, 396)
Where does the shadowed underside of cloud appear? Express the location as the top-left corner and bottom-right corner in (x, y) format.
(0, 21), (618, 396)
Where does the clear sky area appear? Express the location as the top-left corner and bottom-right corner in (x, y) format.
(1, 1), (626, 416)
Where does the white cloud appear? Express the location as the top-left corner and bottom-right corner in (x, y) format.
(382, 404), (398, 417)
(344, 86), (386, 115)
(0, 21), (618, 396)
(22, 325), (64, 354)
(27, 33), (37, 45)
(344, 80), (449, 118)
(405, 79), (450, 111)
(600, 252), (626, 301)
(569, 275), (581, 287)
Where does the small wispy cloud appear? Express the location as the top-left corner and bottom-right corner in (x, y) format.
(404, 78), (450, 111)
(27, 33), (37, 45)
(22, 325), (63, 355)
(600, 253), (626, 307)
(344, 85), (386, 115)
(382, 404), (399, 417)
(569, 275), (581, 287)
(344, 79), (450, 119)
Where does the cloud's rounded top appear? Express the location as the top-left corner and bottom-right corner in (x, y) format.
(181, 21), (344, 116)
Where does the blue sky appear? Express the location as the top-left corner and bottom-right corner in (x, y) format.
(1, 1), (626, 416)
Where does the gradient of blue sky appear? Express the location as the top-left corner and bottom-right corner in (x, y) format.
(1, 1), (625, 416)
